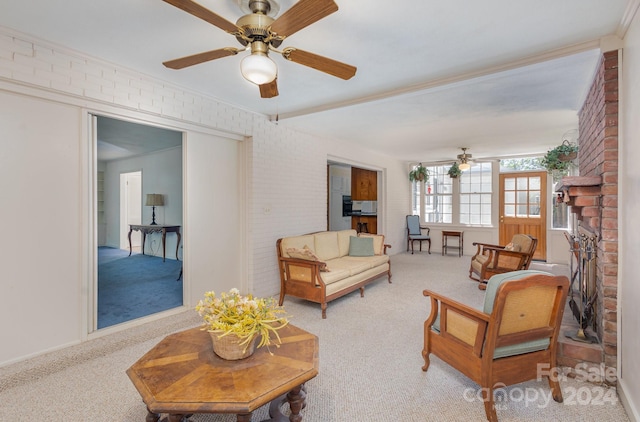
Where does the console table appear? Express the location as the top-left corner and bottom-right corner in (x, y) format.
(128, 224), (181, 262)
(442, 230), (464, 257)
(127, 324), (319, 422)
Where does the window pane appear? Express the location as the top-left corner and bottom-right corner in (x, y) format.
(553, 194), (569, 228)
(517, 191), (528, 203)
(505, 204), (515, 216)
(505, 177), (515, 190)
(517, 204), (528, 216)
(517, 177), (528, 190)
(529, 177), (541, 190)
(505, 191), (515, 203)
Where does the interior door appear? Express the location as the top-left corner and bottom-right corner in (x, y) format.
(499, 171), (547, 261)
(120, 171), (142, 251)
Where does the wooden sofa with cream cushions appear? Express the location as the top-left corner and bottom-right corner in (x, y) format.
(276, 229), (391, 318)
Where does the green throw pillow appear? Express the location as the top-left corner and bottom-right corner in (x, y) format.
(348, 236), (375, 257)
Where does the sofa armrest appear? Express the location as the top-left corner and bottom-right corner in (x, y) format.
(279, 257), (326, 287)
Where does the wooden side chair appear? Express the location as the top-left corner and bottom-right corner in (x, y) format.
(406, 215), (431, 254)
(422, 270), (569, 422)
(469, 234), (538, 290)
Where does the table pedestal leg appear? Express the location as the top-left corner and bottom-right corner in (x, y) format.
(237, 413), (253, 422)
(264, 384), (306, 422)
(145, 407), (159, 422)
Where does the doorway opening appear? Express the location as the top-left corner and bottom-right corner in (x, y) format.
(94, 115), (183, 330)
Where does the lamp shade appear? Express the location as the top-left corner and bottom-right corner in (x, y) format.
(145, 193), (164, 206)
(458, 162), (471, 171)
(240, 53), (277, 85)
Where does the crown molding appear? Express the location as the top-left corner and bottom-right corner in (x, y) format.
(618, 0), (640, 38)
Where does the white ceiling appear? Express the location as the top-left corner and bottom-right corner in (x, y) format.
(0, 0), (633, 162)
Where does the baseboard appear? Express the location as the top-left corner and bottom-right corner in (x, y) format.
(618, 378), (640, 422)
(0, 339), (82, 368)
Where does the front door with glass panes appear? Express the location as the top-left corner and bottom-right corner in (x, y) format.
(499, 171), (547, 261)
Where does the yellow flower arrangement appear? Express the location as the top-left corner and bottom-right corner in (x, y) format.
(195, 288), (289, 351)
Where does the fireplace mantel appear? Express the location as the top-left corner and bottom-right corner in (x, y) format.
(555, 176), (602, 221)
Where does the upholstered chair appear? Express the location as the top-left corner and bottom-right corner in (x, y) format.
(422, 270), (569, 422)
(469, 234), (538, 289)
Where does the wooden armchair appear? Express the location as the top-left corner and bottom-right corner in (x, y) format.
(422, 271), (569, 422)
(469, 234), (537, 290)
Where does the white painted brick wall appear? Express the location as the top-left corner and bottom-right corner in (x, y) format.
(0, 26), (408, 305)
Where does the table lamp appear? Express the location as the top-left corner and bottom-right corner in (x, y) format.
(145, 193), (164, 225)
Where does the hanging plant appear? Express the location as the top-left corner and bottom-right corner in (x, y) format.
(447, 162), (462, 178)
(540, 140), (579, 175)
(409, 163), (429, 183)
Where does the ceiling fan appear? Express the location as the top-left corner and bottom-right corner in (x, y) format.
(457, 147), (472, 171)
(161, 0), (357, 98)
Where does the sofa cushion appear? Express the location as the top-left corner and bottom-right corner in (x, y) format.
(326, 256), (372, 276)
(319, 266), (351, 285)
(315, 232), (340, 261)
(337, 229), (358, 257)
(348, 236), (375, 257)
(286, 246), (329, 272)
(357, 233), (385, 255)
(281, 235), (316, 257)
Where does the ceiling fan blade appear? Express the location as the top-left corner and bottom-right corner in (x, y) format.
(270, 0), (338, 38)
(163, 48), (241, 69)
(282, 48), (356, 80)
(259, 79), (279, 98)
(162, 0), (239, 34)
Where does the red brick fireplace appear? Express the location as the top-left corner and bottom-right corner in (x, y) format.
(555, 50), (618, 384)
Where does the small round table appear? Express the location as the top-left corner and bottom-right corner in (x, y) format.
(442, 230), (464, 257)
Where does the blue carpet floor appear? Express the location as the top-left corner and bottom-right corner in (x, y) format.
(98, 247), (183, 329)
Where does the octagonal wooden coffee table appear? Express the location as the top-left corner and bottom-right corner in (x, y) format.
(127, 324), (319, 422)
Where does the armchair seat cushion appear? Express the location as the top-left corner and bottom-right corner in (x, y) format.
(409, 234), (431, 240)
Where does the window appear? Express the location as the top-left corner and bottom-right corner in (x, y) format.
(460, 162), (492, 225)
(411, 162), (492, 226)
(502, 175), (541, 218)
(424, 165), (452, 223)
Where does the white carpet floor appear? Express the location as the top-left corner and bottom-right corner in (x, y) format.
(0, 253), (629, 421)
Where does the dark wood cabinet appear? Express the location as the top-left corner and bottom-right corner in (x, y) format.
(351, 168), (377, 200)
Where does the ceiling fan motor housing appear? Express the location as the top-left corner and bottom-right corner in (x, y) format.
(235, 13), (275, 46)
(236, 0), (280, 17)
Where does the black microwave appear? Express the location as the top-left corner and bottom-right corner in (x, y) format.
(342, 195), (352, 217)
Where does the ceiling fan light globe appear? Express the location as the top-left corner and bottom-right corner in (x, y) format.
(241, 54), (277, 85)
(459, 162), (471, 171)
